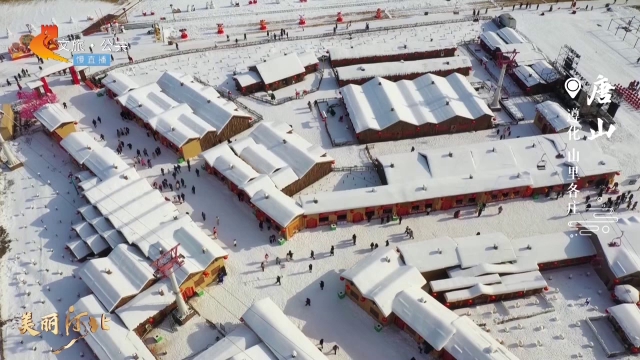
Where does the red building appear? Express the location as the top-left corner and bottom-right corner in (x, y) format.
(233, 52), (319, 95)
(534, 101), (572, 134)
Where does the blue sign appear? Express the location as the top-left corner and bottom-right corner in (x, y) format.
(72, 53), (112, 67)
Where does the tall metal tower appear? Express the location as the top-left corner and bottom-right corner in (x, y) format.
(151, 244), (194, 325)
(490, 50), (518, 110)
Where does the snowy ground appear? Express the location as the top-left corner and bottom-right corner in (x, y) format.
(3, 1), (640, 360)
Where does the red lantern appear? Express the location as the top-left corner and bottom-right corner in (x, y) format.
(382, 317), (388, 323)
(633, 347), (639, 354)
(432, 293), (437, 297)
(490, 296), (496, 301)
(445, 303), (451, 307)
(224, 255), (229, 260)
(346, 284), (351, 291)
(360, 297), (366, 303)
(468, 300), (474, 305)
(240, 317), (245, 323)
(614, 279), (621, 284)
(378, 132), (382, 136)
(149, 318), (155, 324)
(518, 291), (524, 296)
(544, 286), (549, 291)
(340, 276), (345, 281)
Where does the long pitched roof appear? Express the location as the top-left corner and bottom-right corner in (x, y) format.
(336, 56), (472, 81)
(341, 73), (493, 133)
(79, 244), (155, 312)
(60, 132), (130, 180)
(116, 83), (179, 122)
(147, 103), (215, 147)
(156, 72), (251, 131)
(72, 295), (155, 360)
(242, 298), (328, 360)
(329, 40), (457, 61)
(102, 72), (140, 96)
(33, 103), (75, 132)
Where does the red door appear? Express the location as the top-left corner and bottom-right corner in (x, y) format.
(441, 198), (452, 210)
(306, 218), (318, 229)
(394, 316), (406, 330)
(352, 212), (364, 223)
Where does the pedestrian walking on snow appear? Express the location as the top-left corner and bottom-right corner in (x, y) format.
(498, 206), (503, 214)
(385, 240), (389, 246)
(216, 216), (220, 226)
(213, 227), (218, 238)
(234, 239), (237, 247)
(399, 216), (402, 224)
(375, 243), (379, 249)
(305, 298), (311, 306)
(161, 168), (165, 176)
(97, 116), (101, 124)
(352, 234), (357, 245)
(196, 168), (200, 177)
(584, 298), (590, 306)
(319, 339), (324, 350)
(332, 345), (339, 354)
(181, 193), (185, 202)
(261, 262), (265, 272)
(181, 178), (185, 187)
(370, 242), (374, 251)
(202, 212), (206, 221)
(92, 119), (97, 128)
(310, 250), (315, 259)
(309, 264), (313, 273)
(192, 185), (196, 194)
(330, 245), (335, 256)
(63, 102), (67, 109)
(320, 280), (325, 290)
(275, 275), (281, 285)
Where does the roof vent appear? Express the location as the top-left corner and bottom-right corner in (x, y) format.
(180, 82), (184, 86)
(444, 61), (449, 65)
(113, 164), (118, 169)
(86, 146), (91, 150)
(532, 142), (536, 148)
(230, 164), (234, 169)
(138, 103), (143, 108)
(378, 82), (382, 85)
(422, 184), (427, 191)
(469, 174), (473, 179)
(207, 99), (211, 103)
(112, 80), (117, 83)
(390, 163), (395, 168)
(292, 350), (298, 358)
(171, 126), (176, 131)
(431, 80), (435, 85)
(265, 193), (270, 199)
(371, 188), (377, 193)
(517, 172), (521, 178)
(159, 289), (165, 296)
(418, 297), (427, 303)
(400, 60), (404, 63)
(385, 256), (391, 263)
(390, 107), (395, 112)
(202, 247), (207, 254)
(437, 247), (442, 254)
(446, 101), (450, 105)
(159, 249), (164, 254)
(105, 268), (112, 274)
(492, 147), (496, 152)
(404, 44), (407, 49)
(527, 244), (532, 250)
(133, 354), (139, 360)
(599, 160), (606, 165)
(493, 243), (499, 250)
(448, 151), (453, 157)
(313, 198), (318, 204)
(283, 139), (287, 144)
(529, 74), (532, 77)
(123, 175), (129, 180)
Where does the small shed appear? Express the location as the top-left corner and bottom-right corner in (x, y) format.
(497, 13), (517, 29)
(531, 61), (561, 84)
(534, 101), (572, 134)
(497, 28), (527, 44)
(33, 103), (77, 142)
(102, 72), (140, 98)
(614, 285), (640, 304)
(255, 53), (307, 92)
(234, 72), (263, 95)
(0, 104), (14, 140)
(608, 304), (640, 353)
(510, 65), (547, 95)
(479, 32), (507, 57)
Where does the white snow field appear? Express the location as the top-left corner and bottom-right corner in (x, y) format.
(4, 1), (640, 360)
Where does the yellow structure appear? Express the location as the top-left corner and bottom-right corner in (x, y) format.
(33, 103), (77, 143)
(0, 104), (14, 141)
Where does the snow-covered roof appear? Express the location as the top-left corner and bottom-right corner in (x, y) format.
(116, 83), (179, 122)
(61, 132), (131, 181)
(444, 316), (519, 360)
(72, 295), (155, 360)
(255, 53), (306, 85)
(444, 271), (547, 302)
(73, 221), (99, 239)
(249, 122), (332, 177)
(608, 304), (640, 347)
(531, 61), (560, 82)
(156, 72), (251, 131)
(90, 217), (127, 248)
(447, 260), (539, 278)
(36, 61), (74, 78)
(250, 188), (304, 227)
(429, 274), (502, 293)
(116, 279), (174, 331)
(213, 149), (261, 187)
(397, 237), (460, 273)
(231, 343), (278, 360)
(102, 72), (140, 97)
(60, 131), (101, 164)
(479, 32), (507, 51)
(511, 232), (595, 265)
(497, 43), (547, 66)
(455, 233), (516, 268)
(147, 104), (215, 147)
(67, 239), (93, 259)
(234, 71), (262, 87)
(74, 171), (95, 182)
(496, 28), (527, 44)
(80, 244), (155, 312)
(242, 298), (328, 360)
(301, 133), (619, 214)
(336, 56), (472, 81)
(33, 103), (75, 132)
(78, 205), (103, 222)
(392, 288), (459, 350)
(615, 285), (640, 304)
(78, 176), (101, 191)
(240, 143), (289, 175)
(298, 51), (319, 67)
(240, 174), (278, 198)
(26, 80), (44, 89)
(193, 324), (262, 360)
(341, 248), (426, 316)
(513, 65), (545, 88)
(535, 101), (571, 132)
(588, 216), (640, 279)
(329, 40), (457, 62)
(341, 73), (493, 133)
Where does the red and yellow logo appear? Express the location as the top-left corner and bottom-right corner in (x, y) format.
(30, 25), (69, 63)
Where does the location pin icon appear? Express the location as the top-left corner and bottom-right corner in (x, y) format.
(565, 78), (582, 99)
